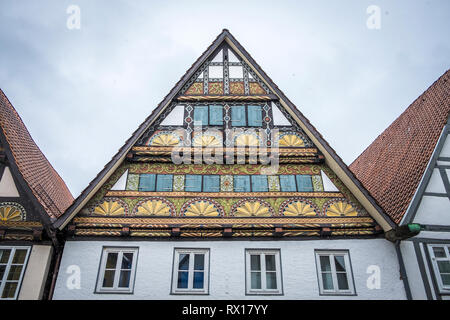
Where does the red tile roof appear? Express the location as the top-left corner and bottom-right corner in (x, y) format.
(350, 69), (450, 224)
(0, 89), (74, 218)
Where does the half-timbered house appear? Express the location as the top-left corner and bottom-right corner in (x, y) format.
(52, 30), (406, 299)
(351, 69), (450, 300)
(0, 89), (74, 300)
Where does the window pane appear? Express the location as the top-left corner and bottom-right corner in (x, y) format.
(251, 175), (268, 192)
(231, 106), (246, 126)
(12, 250), (27, 264)
(250, 255), (261, 271)
(296, 175), (313, 192)
(194, 106), (209, 126)
(7, 265), (22, 281)
(178, 254), (189, 270)
(322, 272), (334, 290)
(118, 270), (131, 288)
(1, 282), (18, 299)
(105, 252), (118, 269)
(437, 261), (450, 274)
(279, 175), (296, 192)
(138, 174), (156, 192)
(209, 105), (223, 125)
(194, 254), (204, 271)
(121, 253), (133, 270)
(0, 265), (5, 279)
(102, 270), (115, 288)
(433, 247), (446, 258)
(441, 274), (450, 286)
(248, 105), (262, 127)
(177, 271), (189, 288)
(203, 175), (220, 192)
(193, 271), (204, 289)
(251, 271), (261, 289)
(266, 272), (277, 289)
(185, 175), (202, 192)
(337, 272), (349, 290)
(334, 256), (346, 272)
(319, 256), (331, 272)
(0, 249), (11, 264)
(234, 175), (251, 192)
(156, 174), (173, 192)
(265, 255), (276, 271)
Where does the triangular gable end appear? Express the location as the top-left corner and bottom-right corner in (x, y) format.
(55, 29), (395, 234)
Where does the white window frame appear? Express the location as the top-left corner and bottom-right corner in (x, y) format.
(0, 246), (31, 300)
(245, 249), (283, 295)
(171, 248), (210, 295)
(96, 247), (138, 293)
(315, 250), (355, 295)
(428, 244), (450, 294)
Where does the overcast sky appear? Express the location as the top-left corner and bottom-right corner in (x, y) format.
(0, 0), (449, 197)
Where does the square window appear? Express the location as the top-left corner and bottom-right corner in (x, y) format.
(296, 175), (313, 192)
(246, 249), (282, 295)
(251, 175), (268, 192)
(203, 175), (220, 192)
(172, 249), (209, 294)
(315, 250), (355, 295)
(96, 248), (138, 293)
(185, 175), (202, 192)
(234, 175), (251, 192)
(194, 106), (209, 126)
(156, 174), (173, 192)
(138, 174), (156, 192)
(428, 244), (450, 293)
(279, 175), (296, 192)
(209, 105), (223, 126)
(0, 247), (30, 300)
(231, 106), (246, 127)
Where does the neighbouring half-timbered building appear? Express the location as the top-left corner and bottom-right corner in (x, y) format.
(52, 30), (407, 299)
(351, 69), (450, 300)
(0, 89), (74, 300)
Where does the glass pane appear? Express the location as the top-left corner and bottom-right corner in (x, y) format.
(138, 174), (156, 192)
(102, 270), (115, 288)
(185, 175), (202, 192)
(279, 175), (296, 192)
(156, 174), (173, 192)
(266, 272), (277, 289)
(337, 272), (349, 290)
(7, 265), (22, 281)
(319, 256), (331, 272)
(248, 105), (262, 127)
(1, 282), (18, 299)
(322, 272), (334, 290)
(118, 270), (131, 288)
(334, 256), (346, 272)
(178, 254), (189, 270)
(193, 271), (204, 289)
(194, 106), (209, 126)
(177, 271), (189, 289)
(209, 105), (223, 125)
(12, 250), (27, 264)
(296, 175), (313, 192)
(0, 249), (11, 264)
(441, 274), (450, 286)
(105, 252), (118, 269)
(433, 247), (446, 258)
(250, 255), (261, 271)
(0, 265), (5, 280)
(251, 175), (268, 192)
(265, 255), (276, 271)
(251, 271), (261, 289)
(437, 261), (450, 273)
(121, 253), (133, 270)
(194, 254), (204, 271)
(231, 106), (246, 126)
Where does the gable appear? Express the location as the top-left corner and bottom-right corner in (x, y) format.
(402, 118), (450, 226)
(55, 29), (394, 234)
